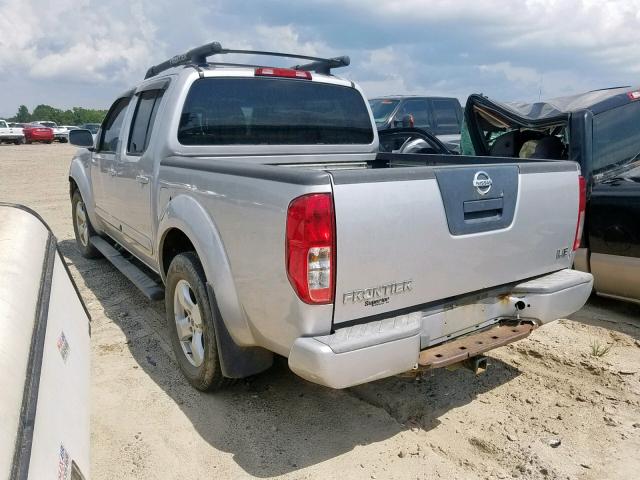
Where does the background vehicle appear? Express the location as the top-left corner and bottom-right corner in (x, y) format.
(68, 42), (592, 391)
(0, 204), (90, 480)
(0, 119), (25, 144)
(23, 124), (54, 144)
(461, 86), (640, 303)
(32, 121), (69, 142)
(586, 163), (640, 303)
(79, 123), (100, 142)
(369, 96), (463, 151)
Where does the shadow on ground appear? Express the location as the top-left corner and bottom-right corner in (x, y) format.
(570, 294), (640, 340)
(59, 239), (521, 477)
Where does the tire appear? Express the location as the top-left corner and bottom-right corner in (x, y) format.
(71, 190), (100, 258)
(25, 139), (32, 144)
(166, 252), (231, 391)
(45, 140), (52, 144)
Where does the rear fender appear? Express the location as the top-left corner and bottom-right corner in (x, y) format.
(157, 194), (255, 347)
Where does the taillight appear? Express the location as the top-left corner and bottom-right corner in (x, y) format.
(573, 175), (586, 251)
(286, 193), (335, 304)
(255, 67), (311, 80)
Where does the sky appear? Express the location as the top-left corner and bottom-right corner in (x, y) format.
(1, 0), (639, 117)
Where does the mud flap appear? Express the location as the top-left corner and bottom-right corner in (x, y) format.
(206, 283), (273, 378)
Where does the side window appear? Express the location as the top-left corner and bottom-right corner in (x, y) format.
(593, 101), (640, 173)
(432, 99), (461, 129)
(0, 121), (7, 128)
(397, 100), (430, 128)
(98, 97), (130, 153)
(127, 90), (164, 155)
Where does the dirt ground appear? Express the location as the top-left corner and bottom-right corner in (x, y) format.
(1, 143), (639, 480)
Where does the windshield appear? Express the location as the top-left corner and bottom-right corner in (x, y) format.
(39, 121), (56, 128)
(178, 77), (374, 145)
(369, 99), (399, 125)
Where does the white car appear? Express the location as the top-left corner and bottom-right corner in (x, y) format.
(0, 119), (25, 144)
(32, 121), (69, 143)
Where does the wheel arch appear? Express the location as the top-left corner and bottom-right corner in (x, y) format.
(157, 195), (255, 347)
(157, 195), (273, 378)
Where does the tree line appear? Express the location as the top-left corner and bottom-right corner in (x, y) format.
(7, 104), (107, 125)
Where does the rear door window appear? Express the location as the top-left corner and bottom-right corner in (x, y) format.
(593, 101), (640, 174)
(396, 99), (431, 129)
(431, 99), (461, 133)
(178, 77), (373, 145)
(127, 90), (164, 155)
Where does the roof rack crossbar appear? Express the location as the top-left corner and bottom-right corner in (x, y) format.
(144, 41), (350, 79)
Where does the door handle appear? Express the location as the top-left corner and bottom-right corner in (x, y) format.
(136, 175), (150, 184)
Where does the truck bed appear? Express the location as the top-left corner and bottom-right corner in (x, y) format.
(275, 152), (581, 327)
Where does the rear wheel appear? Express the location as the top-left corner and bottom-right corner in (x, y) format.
(45, 140), (52, 144)
(166, 252), (230, 391)
(72, 190), (100, 258)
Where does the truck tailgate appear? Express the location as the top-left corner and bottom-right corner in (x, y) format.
(330, 161), (580, 324)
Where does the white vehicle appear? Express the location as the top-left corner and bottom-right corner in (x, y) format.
(32, 121), (69, 143)
(0, 119), (25, 144)
(0, 204), (90, 479)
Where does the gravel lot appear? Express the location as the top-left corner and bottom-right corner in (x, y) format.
(1, 143), (639, 480)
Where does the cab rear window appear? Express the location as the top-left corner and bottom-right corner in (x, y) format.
(178, 77), (374, 145)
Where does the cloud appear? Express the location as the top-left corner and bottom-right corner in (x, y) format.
(0, 0), (639, 116)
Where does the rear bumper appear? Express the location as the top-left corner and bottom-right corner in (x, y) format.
(288, 269), (593, 388)
(26, 134), (54, 141)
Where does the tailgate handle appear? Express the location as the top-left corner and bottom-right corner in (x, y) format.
(463, 197), (503, 222)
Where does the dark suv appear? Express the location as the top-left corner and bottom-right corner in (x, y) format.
(369, 96), (463, 148)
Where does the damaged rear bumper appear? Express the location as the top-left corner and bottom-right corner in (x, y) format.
(288, 269), (593, 389)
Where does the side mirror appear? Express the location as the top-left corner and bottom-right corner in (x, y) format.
(69, 129), (94, 148)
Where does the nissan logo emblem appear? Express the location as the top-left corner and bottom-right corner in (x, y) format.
(473, 171), (492, 195)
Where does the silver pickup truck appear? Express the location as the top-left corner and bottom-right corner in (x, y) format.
(68, 42), (593, 390)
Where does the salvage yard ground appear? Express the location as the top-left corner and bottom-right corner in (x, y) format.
(1, 143), (639, 480)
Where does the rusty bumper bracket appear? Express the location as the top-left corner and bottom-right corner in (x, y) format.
(418, 323), (535, 369)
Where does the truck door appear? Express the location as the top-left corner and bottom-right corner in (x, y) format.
(91, 96), (131, 226)
(113, 88), (166, 256)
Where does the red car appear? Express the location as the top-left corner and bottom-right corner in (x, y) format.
(23, 123), (54, 144)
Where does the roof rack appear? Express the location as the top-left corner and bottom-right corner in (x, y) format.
(144, 41), (350, 79)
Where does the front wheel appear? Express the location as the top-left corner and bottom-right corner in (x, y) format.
(71, 190), (100, 258)
(166, 252), (230, 391)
